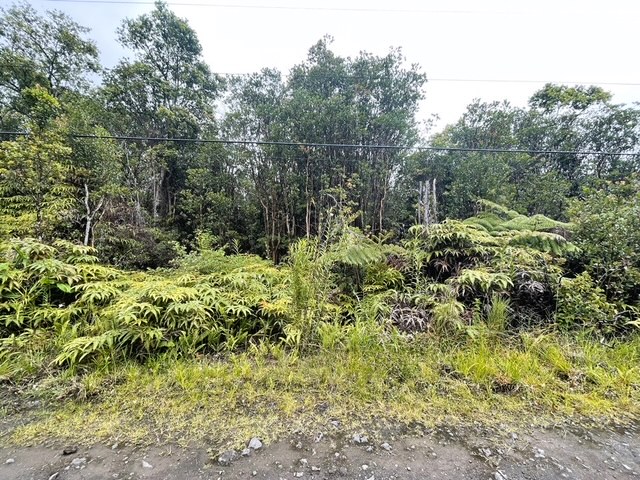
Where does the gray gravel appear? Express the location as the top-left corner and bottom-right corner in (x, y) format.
(1, 422), (639, 480)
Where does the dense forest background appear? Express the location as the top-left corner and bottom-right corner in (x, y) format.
(2, 1), (637, 265)
(1, 0), (640, 364)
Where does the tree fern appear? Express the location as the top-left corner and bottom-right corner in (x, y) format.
(450, 268), (513, 295)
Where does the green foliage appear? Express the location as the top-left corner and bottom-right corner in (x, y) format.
(398, 206), (572, 331)
(0, 194), (636, 379)
(0, 1), (639, 388)
(451, 268), (513, 295)
(0, 237), (292, 368)
(224, 36), (426, 256)
(569, 178), (640, 306)
(406, 89), (639, 223)
(0, 1), (100, 128)
(0, 238), (105, 340)
(529, 84), (612, 112)
(466, 200), (577, 255)
(556, 273), (623, 334)
(485, 295), (510, 333)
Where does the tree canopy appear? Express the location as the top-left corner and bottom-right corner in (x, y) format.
(0, 0), (638, 280)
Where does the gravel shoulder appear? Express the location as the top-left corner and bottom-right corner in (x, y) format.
(2, 422), (639, 480)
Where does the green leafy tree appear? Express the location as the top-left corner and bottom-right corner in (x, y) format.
(411, 86), (640, 222)
(0, 2), (100, 128)
(569, 177), (640, 306)
(226, 37), (426, 258)
(103, 0), (221, 224)
(0, 87), (75, 239)
(413, 100), (523, 219)
(527, 84), (640, 188)
(62, 94), (125, 246)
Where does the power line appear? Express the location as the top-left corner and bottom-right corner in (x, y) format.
(44, 0), (507, 15)
(223, 72), (640, 87)
(41, 0), (640, 19)
(1, 131), (638, 157)
(427, 78), (640, 87)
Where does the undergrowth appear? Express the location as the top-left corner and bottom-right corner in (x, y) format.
(5, 327), (639, 449)
(1, 205), (639, 447)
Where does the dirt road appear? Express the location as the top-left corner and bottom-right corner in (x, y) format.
(1, 422), (638, 480)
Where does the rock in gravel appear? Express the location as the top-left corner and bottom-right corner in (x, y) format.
(71, 457), (87, 467)
(5, 458), (15, 464)
(366, 446), (374, 452)
(241, 448), (251, 457)
(218, 450), (238, 466)
(494, 472), (508, 480)
(380, 442), (392, 451)
(534, 448), (546, 459)
(142, 460), (153, 469)
(62, 446), (78, 455)
(293, 472), (304, 477)
(248, 437), (263, 450)
(352, 433), (369, 444)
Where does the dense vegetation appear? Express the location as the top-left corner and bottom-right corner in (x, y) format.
(1, 1), (639, 443)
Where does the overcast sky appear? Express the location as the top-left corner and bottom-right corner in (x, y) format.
(27, 0), (640, 132)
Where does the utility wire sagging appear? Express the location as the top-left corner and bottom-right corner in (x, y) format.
(0, 131), (638, 157)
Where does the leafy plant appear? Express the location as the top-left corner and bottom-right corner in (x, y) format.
(556, 272), (631, 335)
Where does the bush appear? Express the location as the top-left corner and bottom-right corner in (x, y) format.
(569, 178), (640, 306)
(556, 272), (621, 334)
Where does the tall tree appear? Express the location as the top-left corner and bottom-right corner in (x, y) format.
(103, 1), (221, 225)
(527, 84), (640, 188)
(412, 86), (640, 221)
(62, 94), (124, 246)
(0, 87), (75, 239)
(226, 38), (426, 258)
(0, 2), (100, 128)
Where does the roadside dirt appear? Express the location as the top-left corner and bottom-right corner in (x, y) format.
(1, 422), (638, 480)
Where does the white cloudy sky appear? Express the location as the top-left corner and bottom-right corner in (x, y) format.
(27, 0), (640, 131)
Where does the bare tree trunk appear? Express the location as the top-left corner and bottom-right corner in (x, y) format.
(134, 191), (143, 226)
(83, 183), (104, 246)
(417, 181), (422, 225)
(305, 157), (311, 238)
(432, 178), (438, 224)
(418, 179), (437, 228)
(379, 177), (388, 232)
(84, 215), (92, 246)
(152, 168), (166, 222)
(424, 180), (431, 227)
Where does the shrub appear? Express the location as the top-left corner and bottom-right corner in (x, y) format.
(569, 178), (640, 306)
(556, 272), (621, 334)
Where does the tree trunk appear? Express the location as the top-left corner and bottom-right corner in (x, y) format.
(431, 178), (438, 224)
(83, 183), (104, 246)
